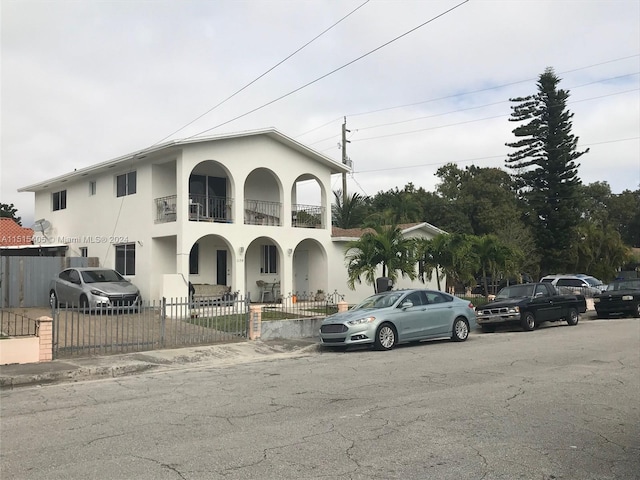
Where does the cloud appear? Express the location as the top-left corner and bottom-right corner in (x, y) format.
(2, 0), (638, 226)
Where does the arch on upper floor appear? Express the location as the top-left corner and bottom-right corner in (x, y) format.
(291, 173), (328, 229)
(244, 168), (284, 226)
(188, 160), (236, 223)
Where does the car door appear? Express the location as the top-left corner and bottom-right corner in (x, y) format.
(65, 269), (83, 306)
(55, 270), (74, 305)
(420, 291), (454, 337)
(395, 291), (428, 340)
(531, 283), (561, 321)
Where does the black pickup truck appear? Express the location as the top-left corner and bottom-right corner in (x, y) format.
(475, 282), (587, 332)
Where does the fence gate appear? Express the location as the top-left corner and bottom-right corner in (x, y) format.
(52, 295), (249, 358)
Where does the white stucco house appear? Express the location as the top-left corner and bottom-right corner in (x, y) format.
(18, 128), (444, 305)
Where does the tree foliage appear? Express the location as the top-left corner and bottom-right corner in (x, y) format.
(505, 67), (589, 274)
(332, 190), (369, 228)
(345, 224), (417, 291)
(0, 203), (21, 225)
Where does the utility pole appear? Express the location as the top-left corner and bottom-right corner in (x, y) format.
(341, 116), (350, 205)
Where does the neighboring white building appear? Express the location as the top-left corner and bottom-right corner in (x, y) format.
(18, 129), (443, 305)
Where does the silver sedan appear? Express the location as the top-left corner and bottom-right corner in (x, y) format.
(49, 268), (141, 311)
(319, 289), (478, 350)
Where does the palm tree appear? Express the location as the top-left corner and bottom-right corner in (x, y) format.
(345, 224), (417, 291)
(332, 190), (368, 228)
(472, 234), (522, 297)
(416, 234), (477, 291)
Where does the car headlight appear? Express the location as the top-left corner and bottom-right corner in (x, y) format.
(90, 289), (108, 297)
(622, 295), (633, 301)
(508, 306), (520, 314)
(347, 316), (376, 326)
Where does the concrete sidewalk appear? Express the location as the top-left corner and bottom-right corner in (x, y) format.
(0, 338), (321, 390)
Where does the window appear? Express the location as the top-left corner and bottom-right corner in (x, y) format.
(115, 243), (136, 275)
(80, 247), (88, 258)
(189, 243), (199, 275)
(116, 171), (137, 197)
(52, 190), (67, 211)
(89, 181), (96, 196)
(261, 245), (277, 274)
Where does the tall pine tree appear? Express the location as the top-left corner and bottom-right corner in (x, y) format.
(505, 67), (588, 274)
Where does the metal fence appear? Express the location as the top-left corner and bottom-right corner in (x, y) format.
(0, 256), (94, 308)
(0, 309), (38, 337)
(52, 295), (250, 358)
(258, 290), (346, 319)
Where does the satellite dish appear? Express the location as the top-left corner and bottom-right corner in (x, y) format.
(31, 218), (53, 242)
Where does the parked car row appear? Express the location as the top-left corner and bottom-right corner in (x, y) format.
(319, 277), (640, 352)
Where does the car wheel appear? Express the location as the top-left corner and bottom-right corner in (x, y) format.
(521, 312), (536, 331)
(634, 303), (640, 318)
(373, 323), (396, 351)
(49, 291), (58, 309)
(566, 307), (579, 326)
(480, 325), (496, 333)
(79, 295), (90, 313)
(451, 317), (469, 342)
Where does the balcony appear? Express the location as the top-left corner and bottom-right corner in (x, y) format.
(154, 194), (234, 224)
(189, 194), (233, 223)
(292, 204), (324, 229)
(155, 195), (177, 223)
(244, 199), (282, 226)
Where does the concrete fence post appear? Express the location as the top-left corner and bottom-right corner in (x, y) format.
(337, 301), (349, 313)
(36, 316), (53, 362)
(248, 305), (262, 340)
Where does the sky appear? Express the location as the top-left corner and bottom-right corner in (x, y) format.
(2, 0), (639, 227)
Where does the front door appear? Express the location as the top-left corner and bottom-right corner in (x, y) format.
(293, 250), (309, 296)
(216, 250), (227, 286)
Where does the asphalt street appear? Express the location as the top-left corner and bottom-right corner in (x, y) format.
(1, 318), (639, 480)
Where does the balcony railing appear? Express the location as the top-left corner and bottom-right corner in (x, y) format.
(189, 194), (233, 223)
(154, 194), (233, 223)
(155, 195), (177, 223)
(292, 204), (324, 229)
(244, 199), (282, 226)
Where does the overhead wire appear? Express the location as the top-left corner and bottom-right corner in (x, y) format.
(185, 0), (471, 139)
(150, 0), (371, 147)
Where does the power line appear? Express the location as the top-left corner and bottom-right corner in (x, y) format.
(347, 137), (639, 175)
(186, 0), (471, 139)
(150, 0), (371, 147)
(311, 87), (638, 148)
(297, 55), (640, 146)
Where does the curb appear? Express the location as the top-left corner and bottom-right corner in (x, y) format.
(0, 362), (157, 390)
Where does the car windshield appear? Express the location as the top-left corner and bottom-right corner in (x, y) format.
(496, 284), (535, 299)
(354, 292), (404, 309)
(583, 277), (603, 287)
(606, 279), (640, 291)
(81, 269), (125, 283)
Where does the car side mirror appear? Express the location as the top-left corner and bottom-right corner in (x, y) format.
(402, 301), (414, 309)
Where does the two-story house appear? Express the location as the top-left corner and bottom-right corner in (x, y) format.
(18, 129), (442, 305)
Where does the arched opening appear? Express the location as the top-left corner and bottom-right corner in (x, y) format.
(189, 160), (234, 223)
(244, 168), (283, 226)
(291, 174), (327, 229)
